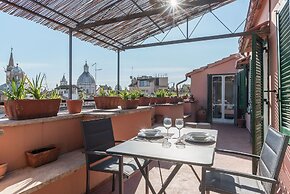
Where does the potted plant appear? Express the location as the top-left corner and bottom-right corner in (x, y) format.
(166, 91), (179, 104)
(138, 91), (151, 106)
(0, 129), (7, 179)
(154, 89), (168, 104)
(237, 114), (246, 128)
(66, 91), (84, 114)
(120, 90), (139, 109)
(3, 73), (61, 120)
(94, 88), (121, 109)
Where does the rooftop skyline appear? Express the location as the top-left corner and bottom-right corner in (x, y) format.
(0, 0), (249, 89)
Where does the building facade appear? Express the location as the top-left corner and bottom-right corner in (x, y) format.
(55, 74), (79, 100)
(186, 54), (241, 124)
(129, 75), (168, 95)
(235, 0), (289, 191)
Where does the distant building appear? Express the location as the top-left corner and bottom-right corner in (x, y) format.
(77, 61), (96, 97)
(0, 49), (25, 100)
(55, 74), (79, 100)
(129, 75), (168, 95)
(186, 54), (241, 124)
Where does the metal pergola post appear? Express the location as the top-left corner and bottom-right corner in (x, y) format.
(69, 29), (73, 99)
(117, 49), (120, 93)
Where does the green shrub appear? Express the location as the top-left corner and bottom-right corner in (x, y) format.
(155, 89), (168, 97)
(2, 78), (26, 100)
(26, 73), (46, 99)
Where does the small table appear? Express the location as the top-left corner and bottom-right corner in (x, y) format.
(107, 127), (218, 194)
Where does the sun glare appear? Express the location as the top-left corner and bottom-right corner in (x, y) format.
(169, 0), (178, 8)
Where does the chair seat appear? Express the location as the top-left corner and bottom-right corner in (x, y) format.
(90, 156), (145, 177)
(205, 171), (266, 194)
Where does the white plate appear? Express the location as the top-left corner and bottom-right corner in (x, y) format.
(185, 135), (215, 143)
(137, 132), (163, 139)
(140, 129), (161, 136)
(187, 132), (209, 140)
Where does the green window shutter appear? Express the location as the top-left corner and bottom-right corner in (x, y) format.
(238, 69), (247, 115)
(251, 33), (264, 174)
(279, 0), (290, 143)
(207, 75), (213, 123)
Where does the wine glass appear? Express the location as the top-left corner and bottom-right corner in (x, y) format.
(175, 118), (184, 138)
(163, 117), (172, 137)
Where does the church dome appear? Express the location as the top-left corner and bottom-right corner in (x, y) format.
(11, 64), (25, 81)
(77, 62), (95, 86)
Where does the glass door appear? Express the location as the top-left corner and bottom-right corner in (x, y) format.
(212, 75), (235, 123)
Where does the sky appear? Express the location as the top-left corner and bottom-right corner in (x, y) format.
(0, 0), (249, 90)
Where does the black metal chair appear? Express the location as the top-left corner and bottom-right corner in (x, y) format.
(200, 126), (289, 194)
(81, 118), (144, 194)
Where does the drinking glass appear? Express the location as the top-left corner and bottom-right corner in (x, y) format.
(175, 118), (184, 138)
(163, 117), (172, 137)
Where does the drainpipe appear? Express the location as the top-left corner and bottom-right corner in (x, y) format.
(176, 76), (188, 96)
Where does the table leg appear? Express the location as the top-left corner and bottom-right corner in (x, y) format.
(145, 163), (149, 194)
(119, 157), (124, 194)
(157, 164), (182, 194)
(134, 158), (157, 194)
(188, 165), (201, 183)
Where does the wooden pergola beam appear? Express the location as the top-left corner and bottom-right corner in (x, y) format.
(27, 0), (124, 47)
(129, 0), (164, 33)
(78, 0), (123, 26)
(75, 0), (229, 30)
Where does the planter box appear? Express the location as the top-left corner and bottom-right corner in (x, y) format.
(156, 97), (166, 104)
(0, 163), (7, 179)
(139, 97), (151, 106)
(4, 99), (61, 120)
(121, 99), (139, 109)
(66, 100), (82, 114)
(94, 96), (121, 109)
(25, 145), (60, 168)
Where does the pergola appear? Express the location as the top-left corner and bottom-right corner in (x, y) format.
(0, 0), (267, 98)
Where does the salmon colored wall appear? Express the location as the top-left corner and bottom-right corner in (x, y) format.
(154, 104), (184, 122)
(189, 57), (239, 110)
(0, 118), (83, 171)
(249, 0), (290, 192)
(183, 102), (191, 114)
(0, 109), (152, 194)
(112, 110), (152, 140)
(33, 166), (111, 194)
(255, 0), (269, 26)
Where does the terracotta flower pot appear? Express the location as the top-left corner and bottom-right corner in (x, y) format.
(156, 97), (166, 104)
(237, 119), (246, 128)
(139, 97), (151, 106)
(25, 145), (60, 168)
(150, 97), (157, 105)
(94, 96), (121, 109)
(4, 99), (61, 120)
(121, 99), (139, 109)
(170, 97), (179, 104)
(197, 107), (207, 122)
(0, 163), (7, 179)
(66, 100), (83, 114)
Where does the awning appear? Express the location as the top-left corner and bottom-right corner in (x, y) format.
(0, 0), (234, 51)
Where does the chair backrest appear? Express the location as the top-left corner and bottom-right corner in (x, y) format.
(82, 118), (115, 165)
(258, 126), (289, 194)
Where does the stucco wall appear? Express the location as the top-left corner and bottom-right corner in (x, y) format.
(0, 110), (152, 194)
(188, 56), (240, 110)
